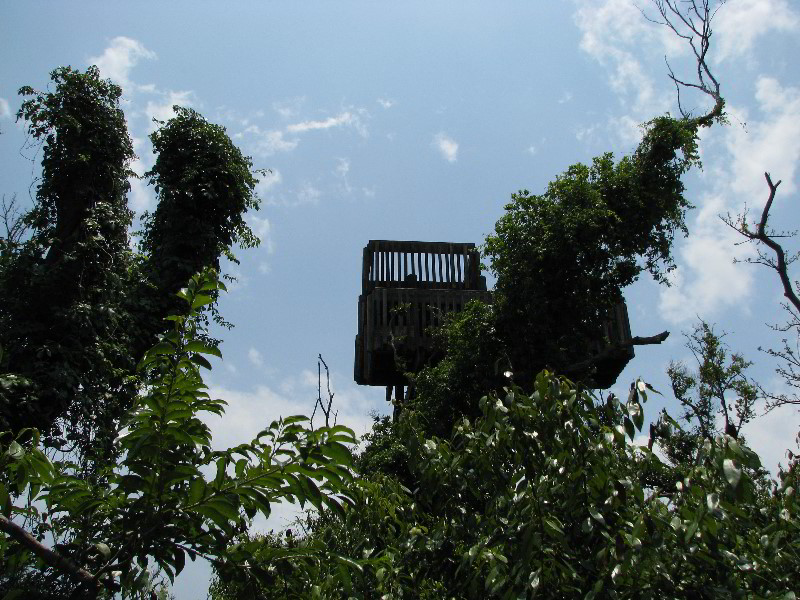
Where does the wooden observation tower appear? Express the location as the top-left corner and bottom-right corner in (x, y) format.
(354, 239), (635, 405)
(354, 241), (491, 403)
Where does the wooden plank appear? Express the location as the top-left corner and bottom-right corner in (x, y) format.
(449, 248), (456, 287)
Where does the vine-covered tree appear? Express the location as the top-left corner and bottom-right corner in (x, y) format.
(0, 68), (262, 461)
(0, 66), (137, 453)
(0, 67), (276, 598)
(138, 106), (260, 328)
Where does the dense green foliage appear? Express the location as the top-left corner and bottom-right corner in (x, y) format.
(0, 66), (136, 447)
(4, 16), (799, 597)
(0, 68), (264, 460)
(0, 66), (285, 598)
(665, 321), (760, 457)
(1, 272), (356, 598)
(213, 373), (799, 599)
(484, 117), (701, 383)
(141, 107), (260, 307)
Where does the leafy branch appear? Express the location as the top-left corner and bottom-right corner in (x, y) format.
(0, 270), (356, 597)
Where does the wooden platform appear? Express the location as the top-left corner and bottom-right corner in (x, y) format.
(354, 240), (634, 389)
(355, 241), (490, 386)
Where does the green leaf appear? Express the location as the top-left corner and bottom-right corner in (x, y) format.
(6, 441), (24, 460)
(186, 340), (222, 358)
(188, 478), (205, 505)
(319, 441), (353, 466)
(589, 508), (606, 526)
(191, 293), (214, 310)
(149, 341), (176, 355)
(723, 458), (742, 488)
(94, 542), (111, 559)
(542, 516), (564, 539)
(173, 547), (186, 576)
(623, 417), (634, 441)
(190, 354), (213, 370)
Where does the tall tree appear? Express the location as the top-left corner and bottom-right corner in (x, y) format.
(0, 66), (136, 452)
(0, 70), (263, 459)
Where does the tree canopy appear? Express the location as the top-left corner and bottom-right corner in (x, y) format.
(0, 67), (263, 461)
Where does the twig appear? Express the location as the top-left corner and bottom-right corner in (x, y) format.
(312, 355), (337, 429)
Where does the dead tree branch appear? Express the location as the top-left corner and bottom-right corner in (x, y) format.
(647, 0), (725, 124)
(1, 193), (29, 247)
(722, 173), (800, 410)
(312, 354), (337, 429)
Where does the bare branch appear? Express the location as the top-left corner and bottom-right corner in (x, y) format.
(1, 193), (30, 247)
(312, 354), (337, 429)
(724, 173), (800, 411)
(649, 0), (725, 125)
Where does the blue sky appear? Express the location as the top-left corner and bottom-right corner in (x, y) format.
(2, 1), (800, 597)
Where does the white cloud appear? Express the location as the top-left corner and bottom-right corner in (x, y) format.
(205, 371), (380, 452)
(248, 348), (264, 368)
(573, 0), (682, 117)
(128, 139), (156, 213)
(287, 109), (369, 138)
(262, 181), (322, 208)
(273, 96), (306, 120)
(256, 169), (282, 195)
(335, 157), (350, 178)
(558, 91), (573, 104)
(334, 157), (352, 194)
(527, 145), (537, 155)
(88, 36), (156, 90)
(575, 123), (598, 143)
(145, 90), (194, 128)
(607, 114), (643, 147)
(129, 176), (155, 213)
(247, 214), (274, 253)
(362, 186), (376, 198)
(377, 97), (395, 109)
(433, 132), (459, 163)
(287, 112), (354, 133)
(739, 400), (798, 478)
(727, 78), (800, 199)
(658, 211), (755, 323)
(243, 125), (298, 157)
(658, 76), (800, 324)
(715, 0), (800, 63)
(0, 98), (10, 119)
(296, 182), (321, 205)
